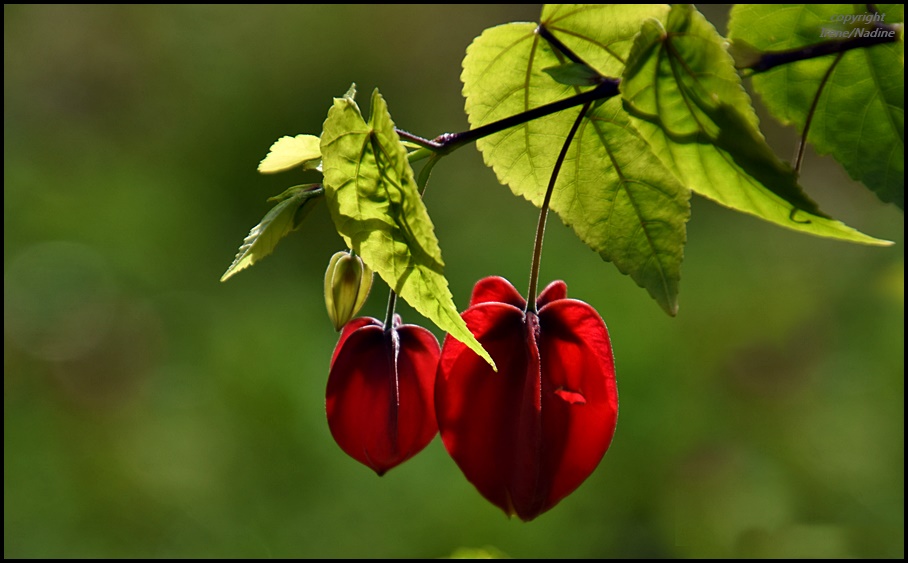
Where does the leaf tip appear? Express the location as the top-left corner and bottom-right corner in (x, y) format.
(220, 254), (253, 282)
(462, 331), (497, 371)
(219, 265), (240, 283)
(652, 291), (680, 317)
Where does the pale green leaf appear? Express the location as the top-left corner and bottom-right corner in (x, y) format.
(320, 88), (495, 368)
(462, 4), (690, 315)
(622, 5), (890, 245)
(220, 185), (323, 282)
(728, 4), (904, 208)
(258, 134), (322, 174)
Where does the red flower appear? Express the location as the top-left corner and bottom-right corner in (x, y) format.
(327, 315), (440, 475)
(435, 276), (618, 521)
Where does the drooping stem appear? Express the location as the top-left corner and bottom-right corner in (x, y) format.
(793, 51), (844, 173)
(383, 289), (398, 332)
(526, 100), (592, 314)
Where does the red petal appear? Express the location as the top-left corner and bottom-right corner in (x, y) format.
(536, 280), (567, 308)
(436, 302), (532, 516)
(510, 311), (545, 519)
(394, 323), (441, 464)
(537, 299), (617, 509)
(330, 317), (381, 366)
(469, 276), (526, 308)
(327, 322), (440, 475)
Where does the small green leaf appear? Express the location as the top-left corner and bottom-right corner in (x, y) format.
(258, 134), (322, 174)
(728, 4), (904, 209)
(320, 88), (495, 368)
(220, 185), (323, 282)
(543, 62), (603, 86)
(622, 5), (891, 245)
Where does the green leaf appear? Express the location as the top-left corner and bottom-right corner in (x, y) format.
(728, 4), (904, 209)
(320, 87), (495, 368)
(622, 5), (891, 245)
(258, 134), (322, 174)
(220, 185), (323, 282)
(462, 4), (690, 315)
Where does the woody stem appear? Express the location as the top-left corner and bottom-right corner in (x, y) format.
(396, 78), (619, 155)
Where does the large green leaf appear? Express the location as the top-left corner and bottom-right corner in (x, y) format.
(220, 185), (323, 282)
(622, 5), (890, 245)
(462, 4), (691, 315)
(320, 87), (494, 368)
(728, 4), (904, 209)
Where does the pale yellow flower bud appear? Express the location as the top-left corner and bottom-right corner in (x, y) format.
(324, 251), (373, 331)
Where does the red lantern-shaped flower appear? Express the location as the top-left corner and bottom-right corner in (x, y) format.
(435, 276), (618, 521)
(327, 315), (440, 475)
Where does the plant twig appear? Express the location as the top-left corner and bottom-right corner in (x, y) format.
(742, 21), (900, 74)
(396, 78), (619, 155)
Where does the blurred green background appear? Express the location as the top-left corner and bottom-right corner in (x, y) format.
(4, 5), (903, 558)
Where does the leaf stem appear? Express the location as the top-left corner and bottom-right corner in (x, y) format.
(416, 153), (443, 195)
(406, 147), (435, 164)
(535, 24), (587, 66)
(526, 100), (591, 313)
